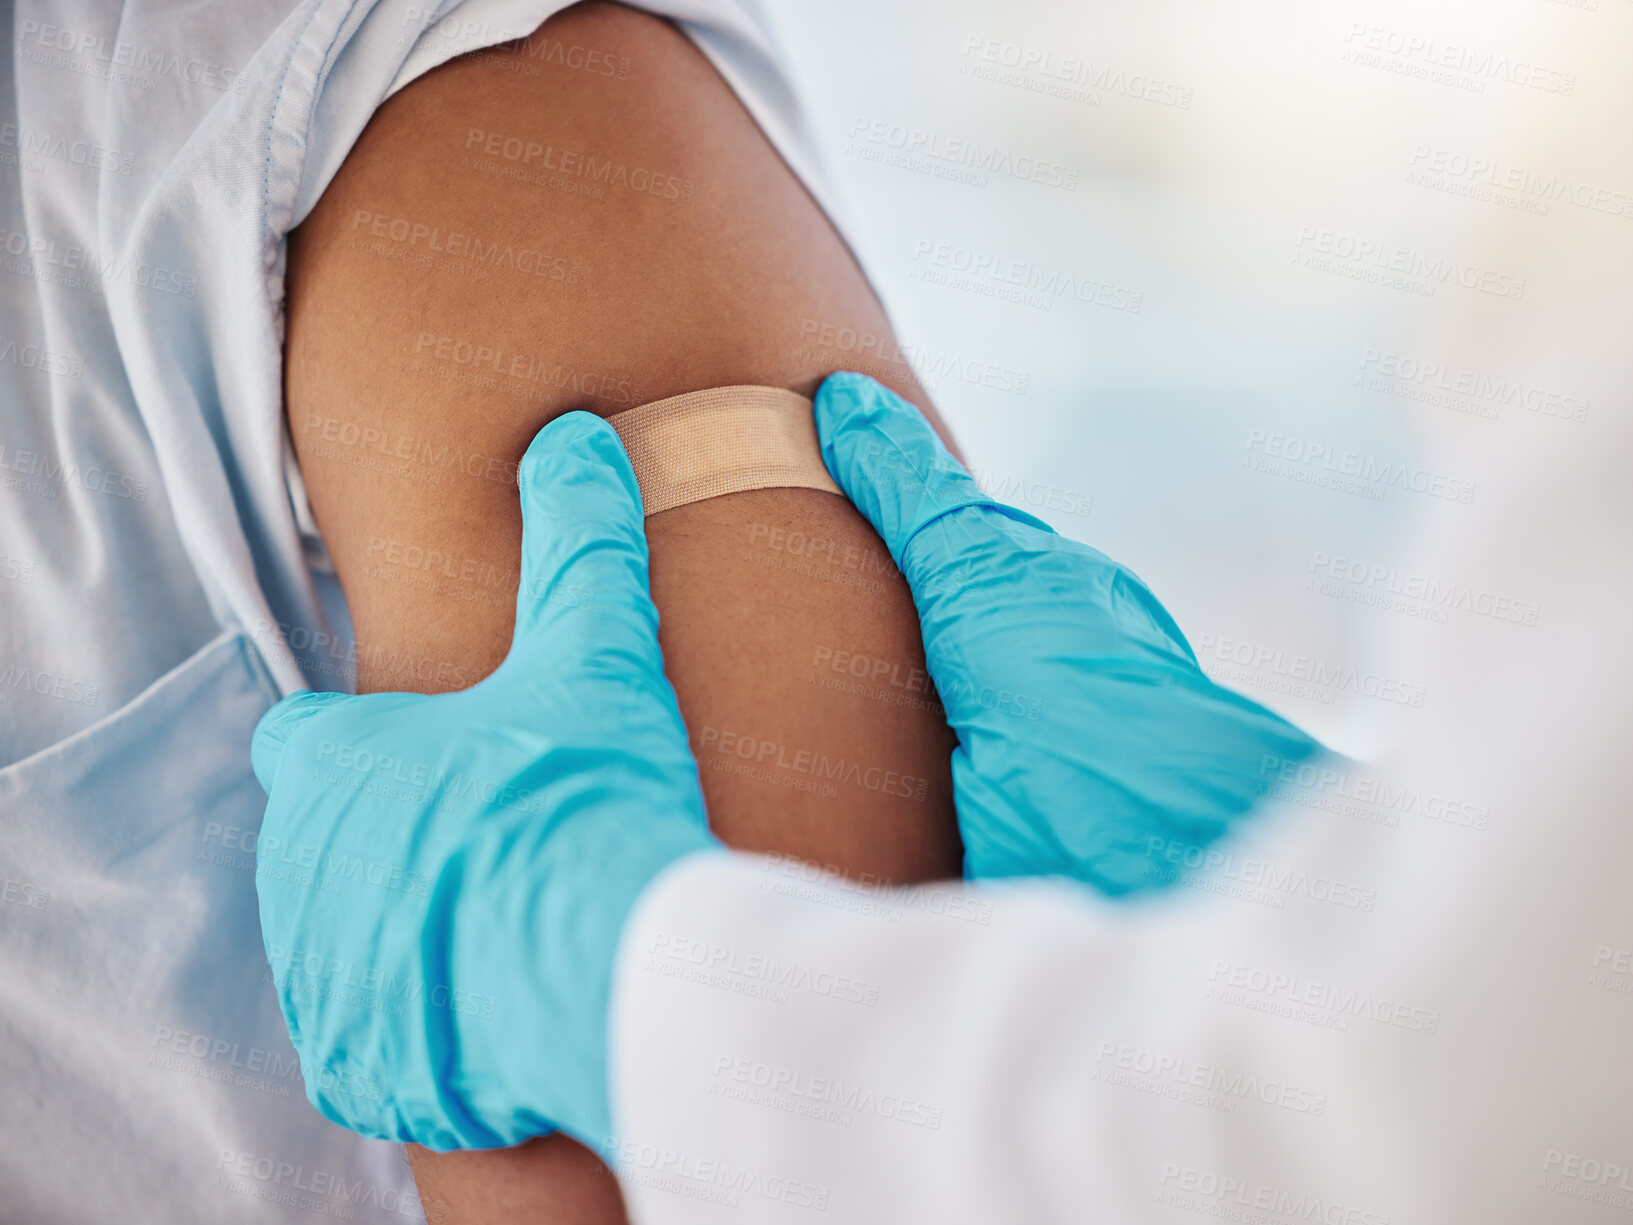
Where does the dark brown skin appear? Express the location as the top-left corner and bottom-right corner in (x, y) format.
(283, 4), (963, 1220)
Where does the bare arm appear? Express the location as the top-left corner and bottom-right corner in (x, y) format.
(284, 4), (961, 1220)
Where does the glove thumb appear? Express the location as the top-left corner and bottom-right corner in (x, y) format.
(506, 410), (660, 666)
(251, 690), (350, 793)
(813, 372), (1052, 575)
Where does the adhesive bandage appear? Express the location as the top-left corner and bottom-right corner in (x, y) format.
(604, 385), (843, 516)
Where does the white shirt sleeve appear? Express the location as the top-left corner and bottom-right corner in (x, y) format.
(608, 729), (1633, 1225)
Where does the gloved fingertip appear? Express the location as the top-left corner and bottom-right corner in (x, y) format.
(519, 411), (642, 512)
(814, 369), (879, 403)
(814, 371), (911, 519)
(252, 690), (348, 793)
(816, 370), (991, 569)
(509, 410), (656, 657)
(812, 371), (893, 463)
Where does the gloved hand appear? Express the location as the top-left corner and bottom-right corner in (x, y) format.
(815, 372), (1322, 892)
(249, 412), (718, 1152)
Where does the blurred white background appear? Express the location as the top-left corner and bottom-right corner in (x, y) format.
(762, 0), (1631, 762)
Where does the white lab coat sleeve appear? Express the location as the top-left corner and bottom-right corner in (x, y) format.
(606, 851), (1133, 1224)
(603, 846), (1339, 1225)
(607, 785), (1633, 1225)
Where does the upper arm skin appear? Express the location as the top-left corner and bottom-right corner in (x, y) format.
(284, 4), (961, 1221)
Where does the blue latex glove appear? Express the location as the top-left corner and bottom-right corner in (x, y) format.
(249, 412), (718, 1152)
(815, 372), (1322, 891)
